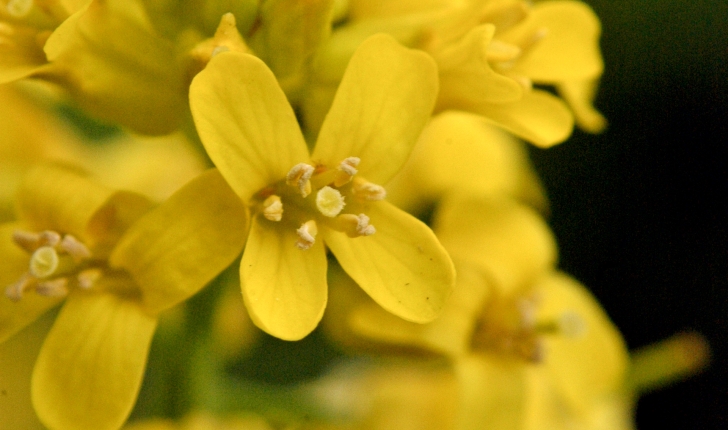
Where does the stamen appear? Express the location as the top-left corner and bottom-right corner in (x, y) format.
(286, 163), (315, 197)
(77, 268), (103, 290)
(12, 230), (42, 253)
(558, 311), (587, 338)
(4, 274), (34, 302)
(262, 195), (284, 221)
(60, 234), (91, 262)
(28, 246), (59, 278)
(486, 40), (521, 63)
(334, 157), (360, 187)
(352, 178), (387, 201)
(338, 214), (376, 237)
(39, 230), (61, 247)
(211, 46), (229, 57)
(35, 277), (69, 298)
(6, 0), (33, 18)
(295, 220), (318, 250)
(316, 186), (346, 217)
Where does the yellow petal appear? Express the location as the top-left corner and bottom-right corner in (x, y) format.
(0, 312), (53, 430)
(501, 1), (603, 82)
(110, 170), (249, 314)
(385, 111), (547, 213)
(434, 195), (557, 296)
(0, 25), (48, 83)
(312, 33), (438, 185)
(536, 272), (629, 411)
(0, 223), (62, 343)
(190, 52), (310, 201)
(44, 0), (186, 135)
(455, 355), (528, 430)
(349, 260), (489, 356)
(436, 25), (523, 107)
(251, 0), (335, 85)
(240, 215), (327, 341)
(558, 78), (607, 133)
(323, 200), (455, 323)
(465, 89), (575, 148)
(32, 293), (156, 430)
(15, 165), (114, 242)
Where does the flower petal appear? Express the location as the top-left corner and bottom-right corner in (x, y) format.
(464, 89), (574, 148)
(434, 195), (557, 296)
(558, 78), (607, 133)
(32, 293), (156, 430)
(455, 355), (528, 430)
(0, 25), (48, 83)
(385, 111), (547, 213)
(110, 169), (249, 314)
(536, 273), (629, 410)
(501, 1), (603, 82)
(240, 215), (327, 340)
(0, 223), (62, 343)
(190, 51), (309, 201)
(436, 25), (523, 108)
(44, 0), (186, 135)
(323, 200), (455, 323)
(15, 165), (114, 241)
(312, 33), (438, 184)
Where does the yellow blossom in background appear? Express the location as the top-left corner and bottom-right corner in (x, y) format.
(124, 411), (273, 430)
(306, 0), (605, 146)
(325, 195), (628, 429)
(189, 33), (455, 341)
(0, 166), (248, 430)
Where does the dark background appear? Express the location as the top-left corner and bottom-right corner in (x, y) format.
(529, 1), (727, 428)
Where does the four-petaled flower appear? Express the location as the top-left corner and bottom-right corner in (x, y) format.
(190, 34), (456, 340)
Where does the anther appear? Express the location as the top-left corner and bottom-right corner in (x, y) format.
(352, 178), (387, 201)
(29, 246), (59, 278)
(35, 278), (69, 298)
(262, 195), (284, 221)
(295, 220), (318, 250)
(558, 311), (587, 338)
(334, 157), (360, 187)
(316, 186), (346, 217)
(286, 163), (315, 197)
(486, 40), (521, 63)
(77, 268), (103, 290)
(211, 46), (229, 57)
(6, 0), (33, 18)
(338, 214), (376, 237)
(12, 230), (42, 253)
(60, 234), (91, 262)
(4, 274), (34, 302)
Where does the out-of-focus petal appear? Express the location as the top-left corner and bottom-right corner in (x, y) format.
(0, 25), (48, 83)
(434, 195), (557, 295)
(323, 200), (454, 324)
(462, 89), (574, 148)
(313, 33), (438, 185)
(536, 273), (629, 412)
(32, 293), (156, 430)
(501, 1), (603, 82)
(240, 216), (327, 341)
(110, 170), (249, 314)
(559, 79), (607, 133)
(190, 51), (309, 201)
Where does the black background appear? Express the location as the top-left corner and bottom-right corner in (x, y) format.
(529, 1), (727, 428)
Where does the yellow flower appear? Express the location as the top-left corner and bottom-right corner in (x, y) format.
(326, 195), (628, 429)
(123, 411), (273, 430)
(189, 33), (455, 341)
(0, 165), (248, 430)
(308, 0), (605, 146)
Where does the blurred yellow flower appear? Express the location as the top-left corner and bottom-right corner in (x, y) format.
(189, 34), (455, 341)
(327, 195), (628, 429)
(0, 166), (248, 430)
(307, 0), (605, 146)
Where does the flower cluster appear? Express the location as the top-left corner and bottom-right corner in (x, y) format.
(0, 1), (708, 430)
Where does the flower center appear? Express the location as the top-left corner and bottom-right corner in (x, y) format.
(253, 156), (384, 250)
(470, 293), (586, 363)
(5, 229), (104, 301)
